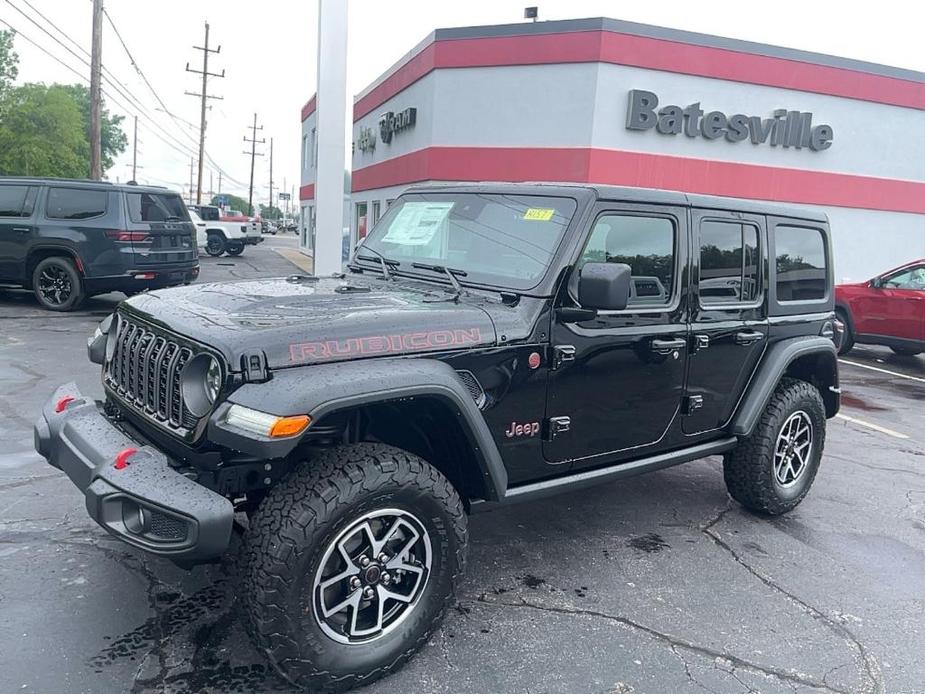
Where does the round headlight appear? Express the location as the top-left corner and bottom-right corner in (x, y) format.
(180, 354), (223, 417)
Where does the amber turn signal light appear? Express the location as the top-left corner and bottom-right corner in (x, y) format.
(269, 415), (311, 438)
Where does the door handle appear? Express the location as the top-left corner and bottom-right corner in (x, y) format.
(12, 227), (31, 234)
(735, 331), (765, 345)
(651, 338), (687, 355)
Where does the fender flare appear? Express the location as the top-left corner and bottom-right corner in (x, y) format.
(211, 358), (509, 501)
(730, 336), (839, 437)
(27, 243), (84, 278)
(834, 301), (856, 336)
(204, 227), (228, 240)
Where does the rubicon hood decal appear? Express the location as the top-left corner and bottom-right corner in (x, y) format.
(290, 328), (484, 363)
(123, 277), (498, 369)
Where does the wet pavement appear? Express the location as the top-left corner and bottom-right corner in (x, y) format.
(1, 238), (923, 694)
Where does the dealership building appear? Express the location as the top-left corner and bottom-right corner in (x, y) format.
(299, 17), (925, 281)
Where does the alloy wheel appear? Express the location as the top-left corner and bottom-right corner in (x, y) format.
(38, 264), (73, 306)
(774, 410), (813, 487)
(312, 508), (432, 645)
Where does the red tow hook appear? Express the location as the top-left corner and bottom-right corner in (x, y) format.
(114, 447), (138, 470)
(55, 396), (76, 413)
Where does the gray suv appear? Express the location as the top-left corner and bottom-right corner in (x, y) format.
(0, 177), (199, 311)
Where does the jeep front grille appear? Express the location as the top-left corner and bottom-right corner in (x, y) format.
(106, 316), (198, 432)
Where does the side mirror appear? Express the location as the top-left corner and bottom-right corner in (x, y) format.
(578, 262), (632, 311)
(869, 277), (883, 288)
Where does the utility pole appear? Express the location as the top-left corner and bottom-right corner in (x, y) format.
(209, 171), (213, 201)
(185, 22), (224, 205)
(218, 171), (222, 195)
(188, 159), (195, 204)
(243, 113), (264, 216)
(268, 137), (274, 221)
(89, 0), (104, 179)
(131, 115), (138, 181)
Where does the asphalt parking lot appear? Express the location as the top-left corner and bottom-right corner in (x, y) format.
(1, 237), (923, 694)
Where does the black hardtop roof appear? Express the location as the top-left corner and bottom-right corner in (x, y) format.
(0, 176), (179, 196)
(404, 181), (829, 223)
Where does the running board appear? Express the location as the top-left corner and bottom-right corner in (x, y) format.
(471, 437), (738, 512)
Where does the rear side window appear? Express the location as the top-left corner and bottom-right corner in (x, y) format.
(699, 221), (760, 305)
(198, 206), (220, 221)
(127, 193), (188, 223)
(579, 214), (676, 307)
(775, 226), (827, 301)
(0, 185), (36, 217)
(46, 188), (108, 220)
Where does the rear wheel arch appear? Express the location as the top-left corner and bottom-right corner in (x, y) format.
(731, 337), (839, 437)
(25, 246), (83, 287)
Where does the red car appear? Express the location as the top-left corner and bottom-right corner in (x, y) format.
(835, 259), (925, 356)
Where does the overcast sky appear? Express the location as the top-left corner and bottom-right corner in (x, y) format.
(2, 0), (923, 208)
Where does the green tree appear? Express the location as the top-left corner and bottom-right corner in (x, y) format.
(0, 83), (86, 177)
(258, 204), (282, 220)
(58, 84), (127, 173)
(211, 193), (252, 215)
(0, 30), (17, 101)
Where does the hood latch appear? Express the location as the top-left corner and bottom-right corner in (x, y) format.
(241, 351), (270, 383)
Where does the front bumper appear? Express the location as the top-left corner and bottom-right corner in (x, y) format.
(34, 383), (233, 565)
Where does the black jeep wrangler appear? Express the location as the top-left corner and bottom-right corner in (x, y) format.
(34, 183), (839, 691)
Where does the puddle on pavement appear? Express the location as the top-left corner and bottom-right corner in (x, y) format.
(840, 392), (889, 412)
(627, 533), (670, 553)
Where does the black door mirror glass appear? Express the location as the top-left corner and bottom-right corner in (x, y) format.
(578, 262), (632, 311)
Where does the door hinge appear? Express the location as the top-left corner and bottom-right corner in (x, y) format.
(552, 345), (576, 369)
(544, 416), (571, 441)
(682, 395), (704, 415)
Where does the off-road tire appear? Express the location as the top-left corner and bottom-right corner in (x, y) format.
(32, 256), (85, 311)
(226, 242), (245, 256)
(243, 443), (467, 692)
(890, 346), (921, 357)
(205, 233), (226, 257)
(723, 378), (826, 515)
(835, 308), (854, 355)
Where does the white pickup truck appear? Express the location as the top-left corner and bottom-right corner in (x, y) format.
(188, 204), (262, 257)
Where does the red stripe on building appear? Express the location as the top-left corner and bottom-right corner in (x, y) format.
(299, 183), (314, 201)
(344, 31), (925, 122)
(301, 95), (317, 121)
(350, 146), (925, 215)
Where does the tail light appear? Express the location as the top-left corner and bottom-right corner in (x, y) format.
(106, 230), (151, 243)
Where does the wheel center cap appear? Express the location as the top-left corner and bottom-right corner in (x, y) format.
(364, 565), (382, 584)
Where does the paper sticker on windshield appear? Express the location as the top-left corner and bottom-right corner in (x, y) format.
(381, 202), (453, 245)
(523, 208), (555, 221)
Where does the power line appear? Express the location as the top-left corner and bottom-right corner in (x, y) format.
(0, 18), (198, 167)
(2, 1), (200, 163)
(9, 0), (246, 189)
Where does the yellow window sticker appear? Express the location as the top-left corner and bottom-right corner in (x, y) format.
(523, 208), (555, 221)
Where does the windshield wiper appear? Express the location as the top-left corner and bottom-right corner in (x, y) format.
(355, 246), (399, 281)
(411, 262), (467, 300)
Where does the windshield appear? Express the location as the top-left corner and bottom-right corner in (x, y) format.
(359, 193), (576, 290)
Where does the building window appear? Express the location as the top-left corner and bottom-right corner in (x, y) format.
(699, 221), (760, 305)
(775, 225), (827, 301)
(302, 135), (308, 171)
(311, 128), (318, 169)
(386, 198), (395, 208)
(355, 202), (368, 242)
(371, 200), (381, 227)
(578, 214), (676, 308)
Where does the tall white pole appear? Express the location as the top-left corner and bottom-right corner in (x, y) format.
(310, 0), (349, 275)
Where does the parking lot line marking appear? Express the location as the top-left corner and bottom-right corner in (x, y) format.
(839, 359), (925, 384)
(835, 413), (909, 440)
